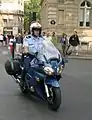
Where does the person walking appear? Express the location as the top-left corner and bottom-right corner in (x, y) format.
(3, 34), (7, 46)
(60, 33), (68, 57)
(69, 30), (80, 56)
(42, 32), (47, 39)
(60, 33), (69, 63)
(15, 33), (23, 54)
(9, 35), (16, 59)
(46, 32), (52, 41)
(51, 32), (57, 45)
(0, 34), (4, 46)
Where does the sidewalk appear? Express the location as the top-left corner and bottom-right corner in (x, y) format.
(67, 44), (92, 60)
(68, 52), (92, 60)
(68, 55), (92, 60)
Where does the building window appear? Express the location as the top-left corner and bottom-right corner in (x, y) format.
(58, 10), (64, 25)
(80, 1), (91, 27)
(3, 19), (7, 25)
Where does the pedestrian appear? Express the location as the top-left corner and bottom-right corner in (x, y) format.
(69, 29), (80, 56)
(9, 35), (16, 59)
(15, 33), (23, 54)
(60, 33), (68, 57)
(46, 32), (52, 41)
(7, 34), (11, 41)
(51, 32), (58, 46)
(42, 32), (46, 39)
(6, 34), (9, 45)
(0, 34), (3, 46)
(3, 34), (7, 46)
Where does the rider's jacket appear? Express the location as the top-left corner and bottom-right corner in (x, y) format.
(23, 35), (45, 61)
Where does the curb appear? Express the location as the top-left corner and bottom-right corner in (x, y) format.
(68, 56), (92, 60)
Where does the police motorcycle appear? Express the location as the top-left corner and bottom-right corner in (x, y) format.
(5, 39), (65, 111)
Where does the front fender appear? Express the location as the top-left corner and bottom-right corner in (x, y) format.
(46, 78), (60, 88)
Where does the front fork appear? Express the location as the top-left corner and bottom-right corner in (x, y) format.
(44, 76), (60, 98)
(44, 76), (50, 98)
(44, 83), (50, 98)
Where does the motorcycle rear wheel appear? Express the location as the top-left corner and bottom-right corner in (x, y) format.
(48, 87), (61, 111)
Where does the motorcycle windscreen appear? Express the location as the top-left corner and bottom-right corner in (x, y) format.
(37, 39), (62, 62)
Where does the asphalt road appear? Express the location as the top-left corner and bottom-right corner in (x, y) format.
(0, 47), (92, 120)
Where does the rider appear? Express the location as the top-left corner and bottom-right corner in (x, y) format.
(22, 22), (44, 64)
(23, 22), (43, 53)
(20, 22), (44, 84)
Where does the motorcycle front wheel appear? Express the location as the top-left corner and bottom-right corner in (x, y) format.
(48, 87), (61, 111)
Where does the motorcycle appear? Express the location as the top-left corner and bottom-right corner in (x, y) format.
(5, 39), (65, 111)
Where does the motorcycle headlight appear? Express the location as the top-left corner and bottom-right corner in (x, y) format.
(44, 67), (54, 75)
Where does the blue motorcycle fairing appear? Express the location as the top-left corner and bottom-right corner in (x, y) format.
(35, 85), (46, 100)
(25, 66), (45, 87)
(46, 78), (60, 87)
(25, 67), (46, 100)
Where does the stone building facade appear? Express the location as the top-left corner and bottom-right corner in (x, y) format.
(0, 0), (24, 35)
(40, 0), (92, 40)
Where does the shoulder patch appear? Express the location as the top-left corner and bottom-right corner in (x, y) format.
(26, 35), (31, 39)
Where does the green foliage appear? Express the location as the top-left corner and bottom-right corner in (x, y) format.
(24, 0), (41, 32)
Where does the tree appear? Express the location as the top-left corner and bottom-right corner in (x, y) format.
(24, 0), (41, 32)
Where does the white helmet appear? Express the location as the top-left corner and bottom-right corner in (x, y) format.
(30, 22), (42, 31)
(30, 22), (42, 36)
